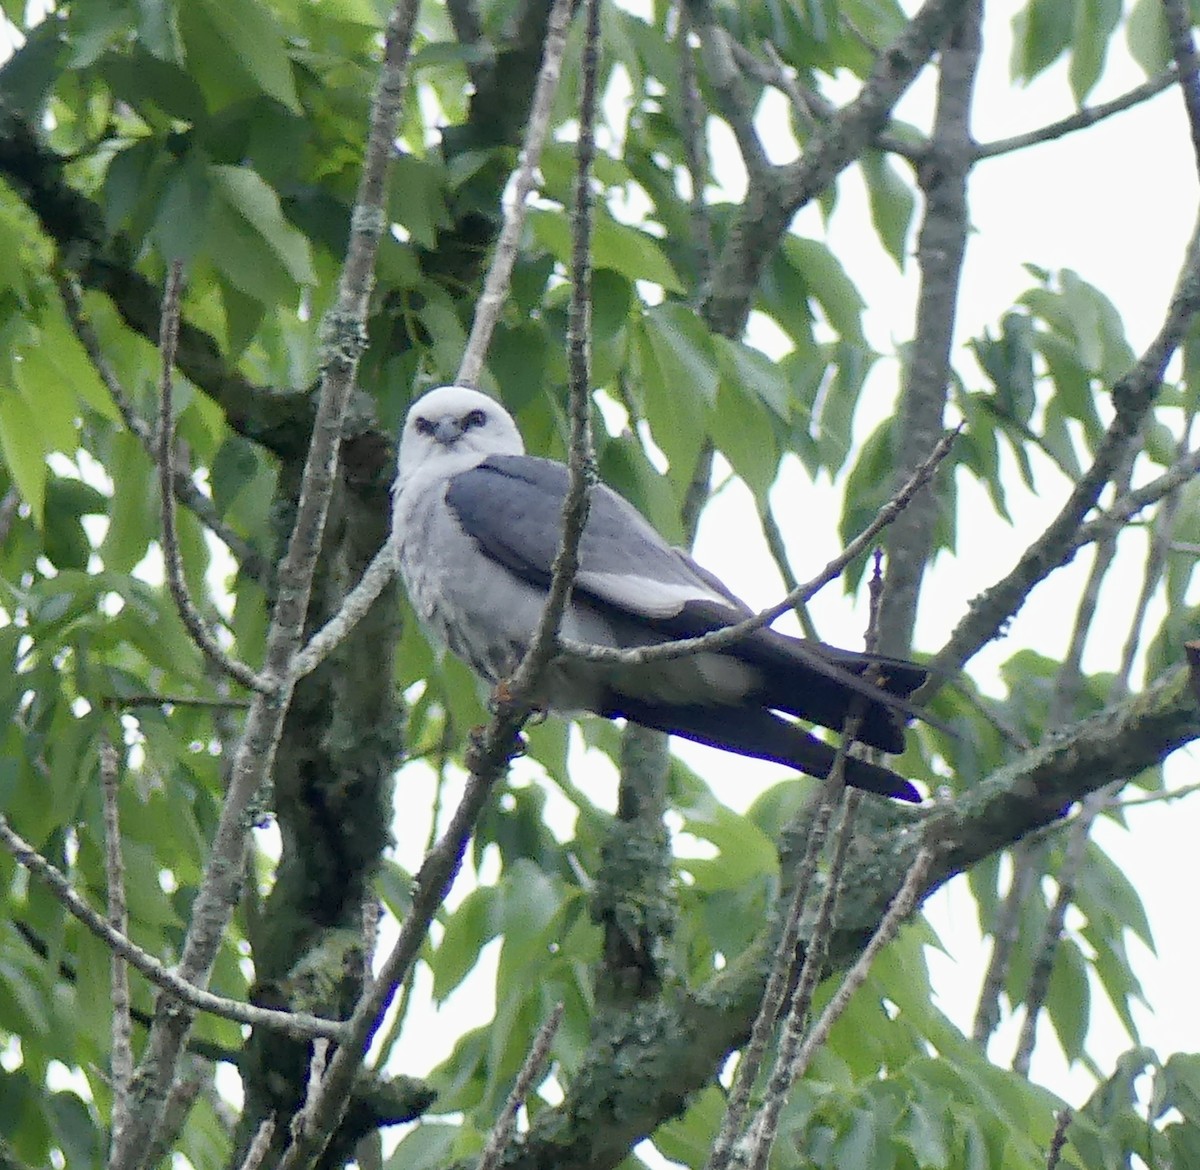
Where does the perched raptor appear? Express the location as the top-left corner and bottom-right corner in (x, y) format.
(392, 385), (927, 801)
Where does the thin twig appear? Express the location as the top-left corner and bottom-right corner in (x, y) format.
(102, 694), (251, 711)
(971, 836), (1045, 1046)
(0, 813), (345, 1042)
(101, 736), (134, 1149)
(742, 559), (888, 1170)
(1070, 445), (1200, 553)
(1046, 1108), (1072, 1170)
(746, 796), (863, 1170)
(141, 1065), (203, 1170)
(708, 558), (890, 1170)
(238, 1117), (277, 1170)
(1162, 0), (1200, 176)
(273, 4), (603, 1166)
(757, 503), (820, 640)
(0, 486), (18, 548)
(476, 1002), (564, 1170)
(560, 426), (958, 668)
(733, 39), (922, 162)
(55, 273), (268, 581)
(457, 0), (575, 388)
(110, 2), (422, 1154)
(1117, 780), (1200, 807)
(675, 1), (715, 291)
(1011, 787), (1110, 1076)
(156, 261), (268, 694)
(974, 443), (1133, 1050)
(975, 68), (1177, 159)
(701, 756), (843, 1170)
(694, 20), (771, 180)
(293, 1038), (330, 1133)
(788, 846), (933, 1076)
(290, 547), (398, 681)
(738, 844), (934, 1169)
(705, 0), (967, 337)
(929, 217), (1200, 683)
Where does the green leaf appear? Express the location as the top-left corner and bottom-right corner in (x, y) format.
(713, 378), (779, 503)
(1045, 936), (1090, 1062)
(433, 886), (499, 1003)
(530, 209), (683, 292)
(861, 151), (914, 266)
(96, 48), (207, 124)
(153, 152), (212, 266)
(390, 155), (452, 249)
(181, 0), (301, 112)
(1069, 0), (1120, 102)
(206, 165), (315, 302)
(787, 237), (866, 344)
(713, 335), (790, 418)
(898, 1097), (952, 1168)
(1126, 0), (1171, 75)
(100, 431), (154, 575)
(633, 306), (715, 486)
(0, 387), (47, 525)
(676, 793), (778, 892)
(383, 1123), (462, 1170)
(1011, 0), (1076, 82)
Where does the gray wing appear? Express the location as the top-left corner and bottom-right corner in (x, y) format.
(444, 453), (930, 753)
(444, 455), (744, 620)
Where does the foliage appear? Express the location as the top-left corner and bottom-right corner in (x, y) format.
(0, 0), (1198, 1168)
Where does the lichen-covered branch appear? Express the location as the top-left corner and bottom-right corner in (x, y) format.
(877, 0), (981, 659)
(703, 0), (968, 336)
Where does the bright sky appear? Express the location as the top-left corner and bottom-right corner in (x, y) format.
(387, 0), (1200, 1134)
(684, 2), (1200, 1108)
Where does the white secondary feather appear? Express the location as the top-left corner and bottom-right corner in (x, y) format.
(579, 570), (736, 618)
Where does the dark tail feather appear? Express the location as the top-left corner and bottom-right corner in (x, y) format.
(743, 635), (929, 753)
(608, 699), (921, 802)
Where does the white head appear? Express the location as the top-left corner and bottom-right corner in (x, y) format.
(396, 386), (525, 481)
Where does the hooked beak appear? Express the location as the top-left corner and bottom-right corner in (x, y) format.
(431, 417), (465, 445)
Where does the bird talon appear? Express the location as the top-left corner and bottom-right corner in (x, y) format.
(488, 678), (515, 712)
(464, 725), (527, 769)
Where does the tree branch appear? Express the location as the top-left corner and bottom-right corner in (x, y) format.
(101, 736), (134, 1151)
(156, 261), (270, 694)
(928, 216), (1200, 682)
(877, 0), (981, 659)
(703, 0), (968, 336)
(111, 1), (423, 1162)
(457, 0), (575, 388)
(0, 813), (345, 1042)
(274, 3), (603, 1165)
(505, 662), (1200, 1170)
(974, 68), (1178, 159)
(476, 1003), (564, 1170)
(1160, 0), (1200, 176)
(560, 426), (956, 668)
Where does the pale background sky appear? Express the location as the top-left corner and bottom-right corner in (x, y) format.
(383, 0), (1200, 1135)
(13, 0), (1189, 1155)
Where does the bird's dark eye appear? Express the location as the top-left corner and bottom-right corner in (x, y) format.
(414, 417), (434, 436)
(463, 408), (487, 429)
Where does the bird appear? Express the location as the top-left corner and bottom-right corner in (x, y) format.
(391, 385), (927, 801)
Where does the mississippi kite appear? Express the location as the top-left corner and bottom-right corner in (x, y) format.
(392, 385), (927, 801)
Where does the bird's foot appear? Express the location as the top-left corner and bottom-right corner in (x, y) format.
(465, 724), (528, 771)
(488, 678), (515, 711)
(487, 678), (549, 724)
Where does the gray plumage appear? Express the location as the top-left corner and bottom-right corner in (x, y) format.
(392, 385), (926, 801)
